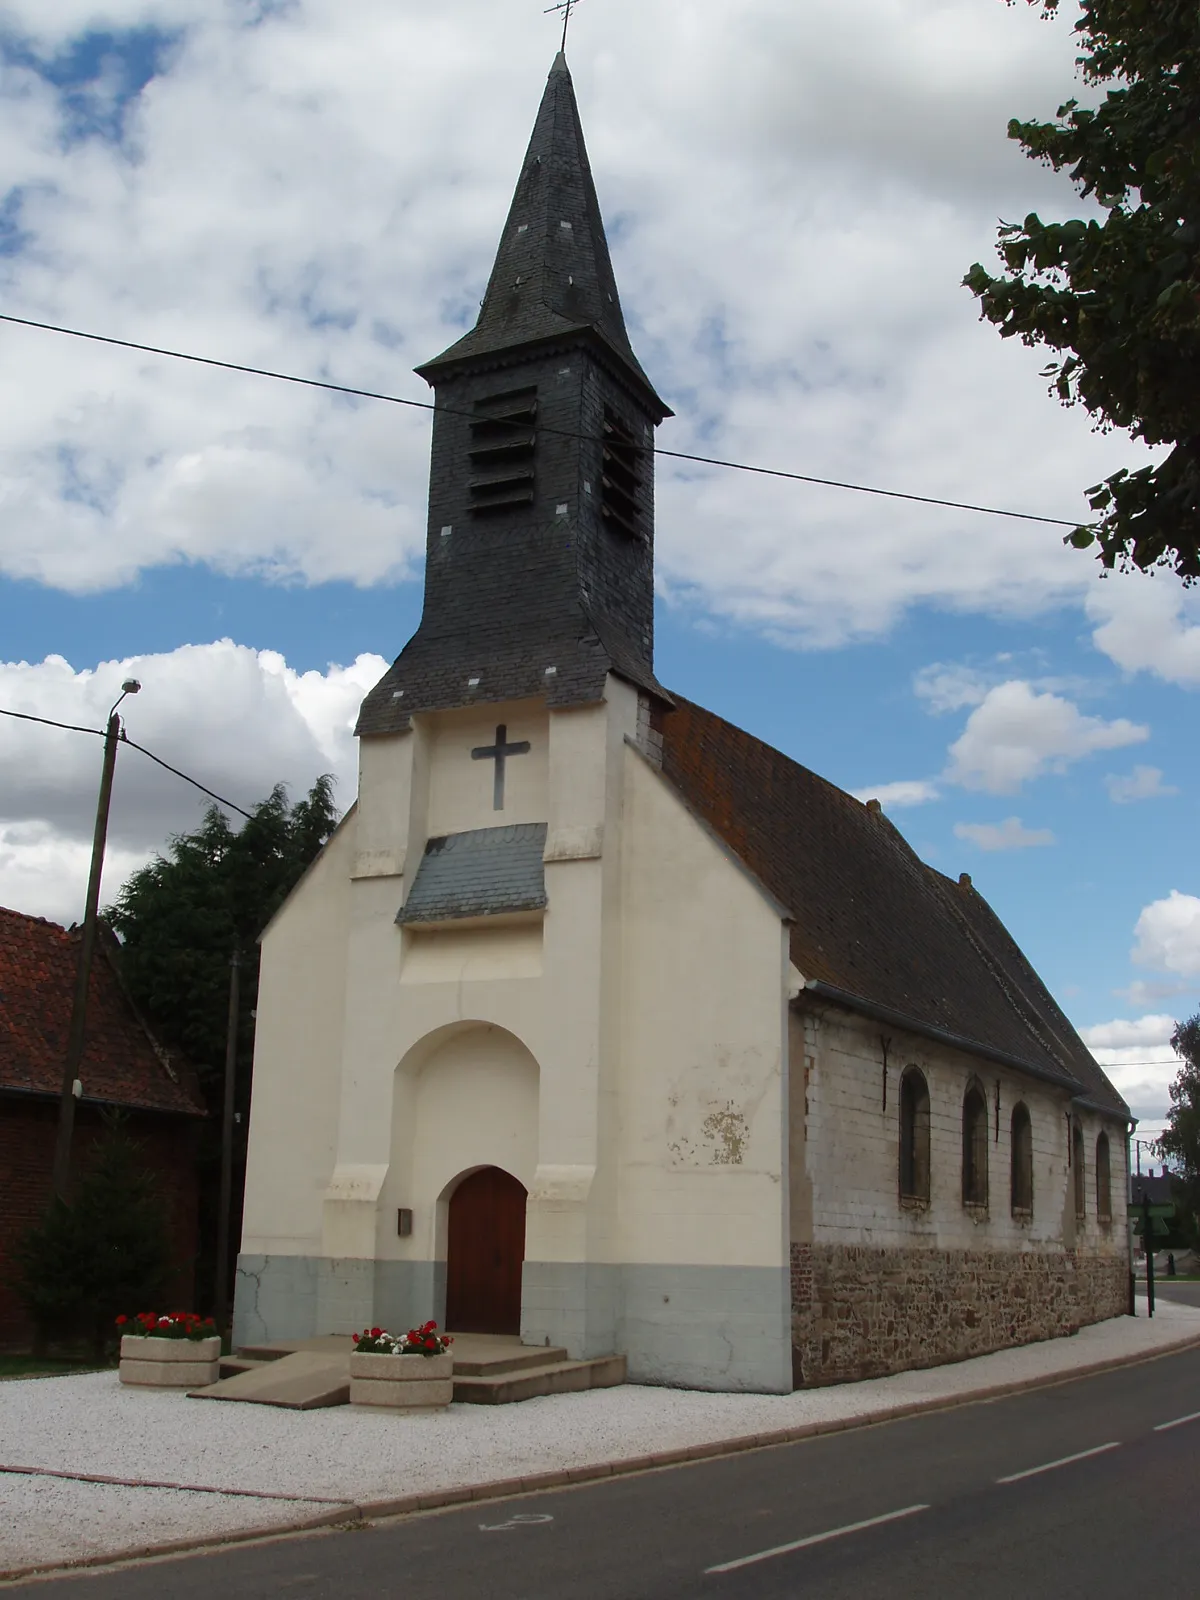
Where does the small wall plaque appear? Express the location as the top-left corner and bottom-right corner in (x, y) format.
(397, 1208), (413, 1237)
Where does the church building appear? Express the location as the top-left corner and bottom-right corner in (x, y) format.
(234, 53), (1131, 1393)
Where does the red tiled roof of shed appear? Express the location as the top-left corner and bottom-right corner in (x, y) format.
(0, 906), (203, 1117)
(659, 696), (1127, 1119)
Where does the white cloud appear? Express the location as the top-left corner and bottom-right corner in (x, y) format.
(1080, 1017), (1185, 1125)
(945, 680), (1148, 794)
(1105, 765), (1178, 804)
(913, 664), (990, 714)
(953, 817), (1055, 852)
(1088, 575), (1200, 688)
(1115, 978), (1192, 1008)
(0, 821), (152, 931)
(0, 643), (387, 924)
(851, 780), (940, 808)
(1133, 892), (1200, 978)
(1081, 1015), (1177, 1051)
(0, 0), (1159, 644)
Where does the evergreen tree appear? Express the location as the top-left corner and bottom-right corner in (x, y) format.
(106, 777), (339, 1309)
(11, 1115), (172, 1355)
(1158, 1014), (1200, 1243)
(965, 1), (1200, 579)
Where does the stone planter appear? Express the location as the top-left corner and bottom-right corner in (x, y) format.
(349, 1351), (453, 1410)
(119, 1334), (221, 1389)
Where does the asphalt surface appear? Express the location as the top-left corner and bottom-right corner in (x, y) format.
(11, 1342), (1200, 1599)
(1142, 1279), (1200, 1310)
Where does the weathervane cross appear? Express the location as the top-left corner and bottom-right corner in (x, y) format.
(544, 0), (585, 52)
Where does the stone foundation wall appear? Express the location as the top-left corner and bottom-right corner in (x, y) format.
(791, 1242), (1129, 1387)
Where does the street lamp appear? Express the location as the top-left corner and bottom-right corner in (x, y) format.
(51, 678), (142, 1199)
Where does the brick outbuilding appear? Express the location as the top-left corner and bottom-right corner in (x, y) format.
(0, 906), (205, 1347)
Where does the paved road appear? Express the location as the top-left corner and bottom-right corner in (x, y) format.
(14, 1344), (1200, 1600)
(1142, 1279), (1200, 1310)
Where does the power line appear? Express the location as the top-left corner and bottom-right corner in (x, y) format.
(0, 312), (1087, 530)
(0, 706), (105, 740)
(0, 705), (254, 819)
(119, 736), (254, 821)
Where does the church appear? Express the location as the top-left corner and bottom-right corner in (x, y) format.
(234, 52), (1131, 1393)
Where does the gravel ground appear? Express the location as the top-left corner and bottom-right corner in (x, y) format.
(2, 1301), (1198, 1575)
(0, 1474), (321, 1571)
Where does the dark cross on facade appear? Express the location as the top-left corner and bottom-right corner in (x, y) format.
(472, 725), (532, 811)
(545, 0), (585, 52)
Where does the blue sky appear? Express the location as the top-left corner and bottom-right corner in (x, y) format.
(0, 0), (1196, 1132)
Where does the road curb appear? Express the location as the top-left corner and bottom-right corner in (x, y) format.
(5, 1324), (1200, 1586)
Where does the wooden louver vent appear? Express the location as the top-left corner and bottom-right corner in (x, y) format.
(469, 387), (537, 516)
(601, 408), (642, 538)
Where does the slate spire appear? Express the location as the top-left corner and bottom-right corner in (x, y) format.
(357, 55), (671, 738)
(417, 53), (665, 413)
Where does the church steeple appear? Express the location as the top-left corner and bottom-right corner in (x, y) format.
(416, 53), (664, 413)
(357, 54), (672, 737)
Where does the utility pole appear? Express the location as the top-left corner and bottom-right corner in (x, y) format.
(1142, 1191), (1156, 1319)
(214, 945), (241, 1332)
(52, 681), (140, 1200)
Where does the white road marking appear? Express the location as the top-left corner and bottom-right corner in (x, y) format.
(1154, 1410), (1200, 1433)
(996, 1442), (1120, 1484)
(704, 1504), (930, 1575)
(479, 1513), (555, 1532)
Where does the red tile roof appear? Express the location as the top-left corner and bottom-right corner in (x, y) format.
(659, 696), (1127, 1119)
(0, 906), (204, 1118)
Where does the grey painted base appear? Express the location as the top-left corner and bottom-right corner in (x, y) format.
(235, 1254), (793, 1394)
(234, 1257), (444, 1350)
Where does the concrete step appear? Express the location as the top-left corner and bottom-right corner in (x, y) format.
(454, 1353), (626, 1406)
(450, 1345), (569, 1377)
(234, 1336), (351, 1363)
(218, 1355), (271, 1378)
(233, 1345), (291, 1364)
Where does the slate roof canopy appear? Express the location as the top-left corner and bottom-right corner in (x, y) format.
(398, 824), (549, 925)
(0, 906), (204, 1117)
(658, 697), (1129, 1120)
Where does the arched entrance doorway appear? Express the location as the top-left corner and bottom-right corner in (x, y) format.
(445, 1167), (528, 1334)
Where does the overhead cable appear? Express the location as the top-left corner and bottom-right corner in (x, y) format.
(0, 312), (1087, 530)
(0, 705), (254, 819)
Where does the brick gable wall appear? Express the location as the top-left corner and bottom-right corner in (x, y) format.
(0, 1097), (200, 1347)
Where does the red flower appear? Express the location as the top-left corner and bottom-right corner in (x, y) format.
(115, 1315), (127, 1326)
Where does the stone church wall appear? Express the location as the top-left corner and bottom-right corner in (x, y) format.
(789, 1242), (1128, 1385)
(790, 1004), (1130, 1385)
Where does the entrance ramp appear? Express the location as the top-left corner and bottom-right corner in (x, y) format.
(190, 1332), (626, 1407)
(190, 1342), (352, 1409)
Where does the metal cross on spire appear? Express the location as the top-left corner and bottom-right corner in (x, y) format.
(545, 0), (585, 53)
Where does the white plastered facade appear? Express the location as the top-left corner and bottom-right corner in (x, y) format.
(236, 676), (795, 1392)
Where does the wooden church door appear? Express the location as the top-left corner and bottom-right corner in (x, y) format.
(445, 1167), (527, 1334)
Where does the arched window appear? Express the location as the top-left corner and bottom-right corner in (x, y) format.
(962, 1080), (989, 1207)
(899, 1068), (930, 1203)
(1096, 1131), (1112, 1221)
(1010, 1103), (1033, 1216)
(1072, 1120), (1086, 1220)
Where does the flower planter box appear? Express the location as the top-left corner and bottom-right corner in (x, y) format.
(349, 1350), (453, 1410)
(119, 1334), (221, 1389)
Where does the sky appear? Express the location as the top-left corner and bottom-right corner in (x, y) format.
(0, 0), (1196, 1146)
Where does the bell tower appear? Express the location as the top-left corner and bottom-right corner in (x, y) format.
(357, 52), (672, 738)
